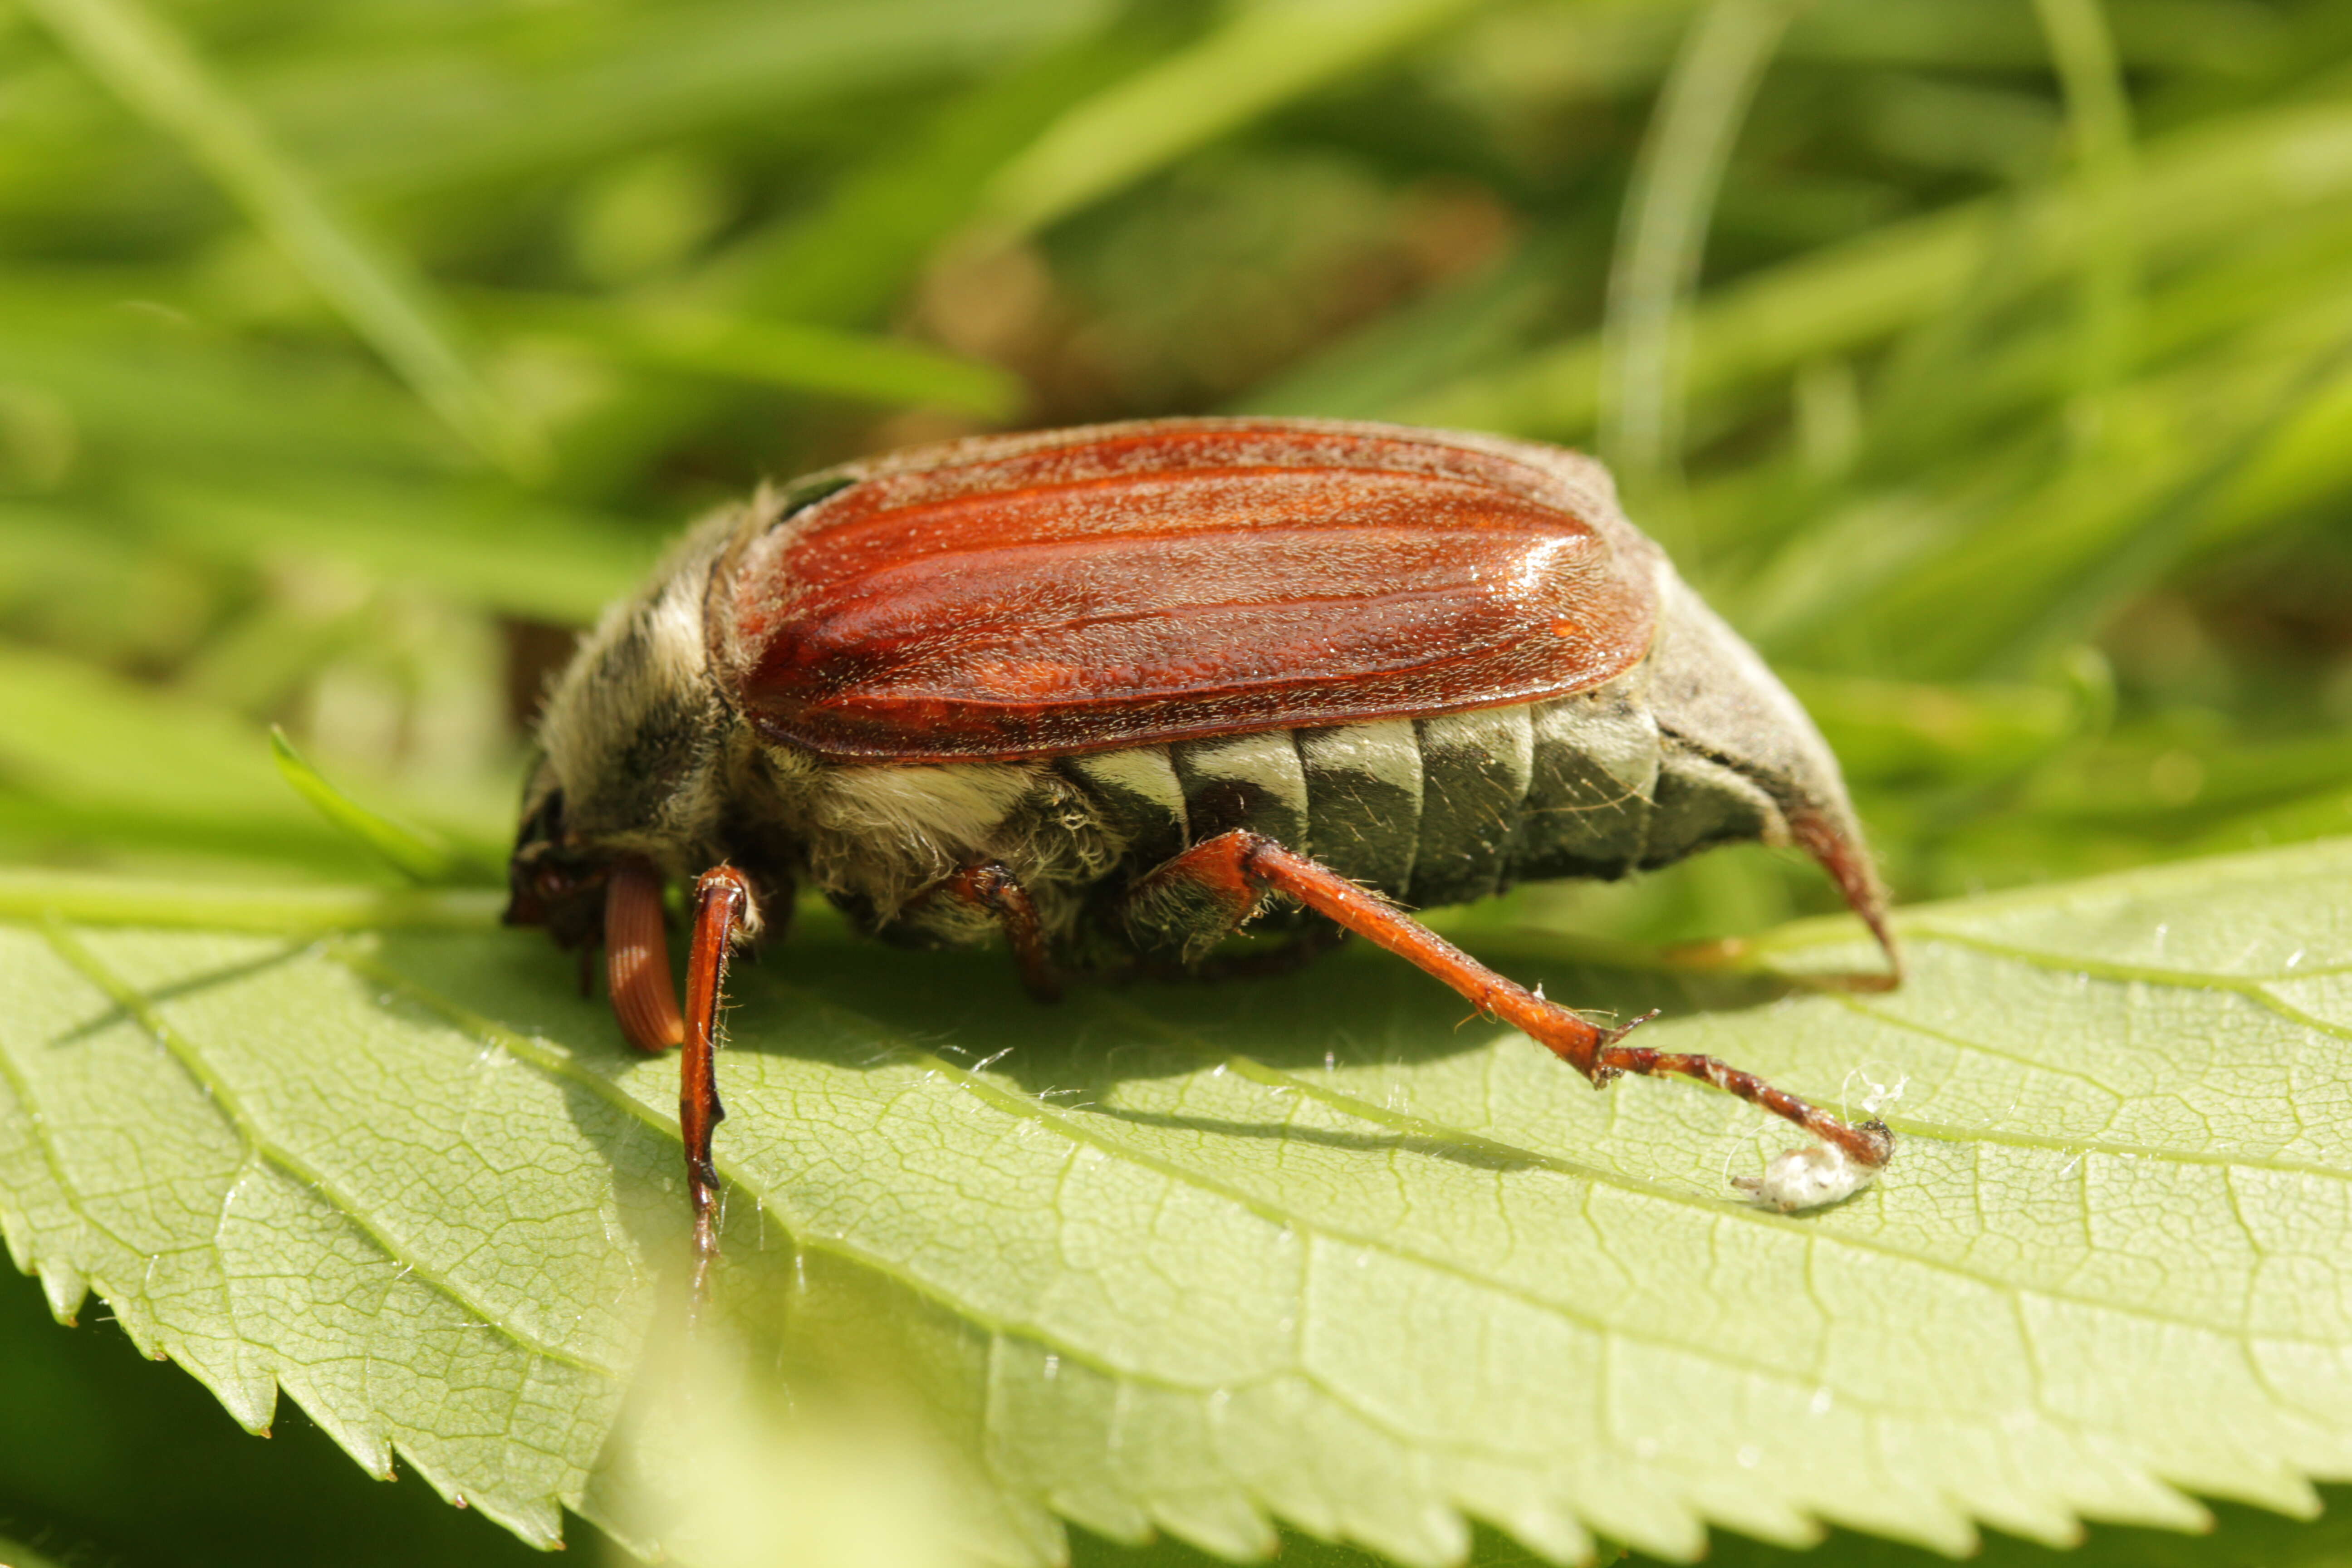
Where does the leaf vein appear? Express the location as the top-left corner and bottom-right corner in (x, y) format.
(45, 926), (617, 1380)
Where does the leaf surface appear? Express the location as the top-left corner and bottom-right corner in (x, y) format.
(1, 842), (2349, 1563)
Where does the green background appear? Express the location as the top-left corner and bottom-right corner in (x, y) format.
(3, 0), (2351, 1561)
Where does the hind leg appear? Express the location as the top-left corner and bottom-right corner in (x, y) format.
(1121, 831), (1893, 1190)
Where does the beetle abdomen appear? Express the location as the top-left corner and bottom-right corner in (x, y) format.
(1056, 661), (1742, 926)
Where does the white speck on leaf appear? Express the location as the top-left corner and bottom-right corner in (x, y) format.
(1735, 1142), (1877, 1211)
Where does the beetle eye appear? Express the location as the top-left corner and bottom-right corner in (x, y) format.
(512, 781), (567, 858)
(534, 863), (572, 901)
(527, 786), (566, 844)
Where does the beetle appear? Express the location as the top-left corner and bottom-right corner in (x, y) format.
(504, 417), (1901, 1296)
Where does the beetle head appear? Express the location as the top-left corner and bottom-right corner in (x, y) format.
(502, 755), (611, 947)
(507, 511), (747, 930)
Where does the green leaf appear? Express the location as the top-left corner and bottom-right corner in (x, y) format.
(2, 840), (2350, 1561)
(0, 869), (498, 934)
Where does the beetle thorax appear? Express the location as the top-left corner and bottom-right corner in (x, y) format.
(535, 528), (739, 874)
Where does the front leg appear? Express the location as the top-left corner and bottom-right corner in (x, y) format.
(680, 866), (752, 1312)
(596, 858), (759, 1305)
(603, 856), (685, 1051)
(1123, 830), (1893, 1202)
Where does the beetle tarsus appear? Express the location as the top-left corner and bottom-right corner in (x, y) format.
(1589, 1039), (1894, 1171)
(681, 865), (751, 1316)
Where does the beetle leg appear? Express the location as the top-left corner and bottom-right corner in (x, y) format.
(925, 862), (1062, 1003)
(681, 865), (752, 1309)
(605, 857), (686, 1052)
(1131, 830), (1893, 1178)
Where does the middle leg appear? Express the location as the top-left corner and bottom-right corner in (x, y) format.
(914, 862), (1063, 1003)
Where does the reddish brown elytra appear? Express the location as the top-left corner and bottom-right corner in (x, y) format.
(505, 418), (1901, 1300)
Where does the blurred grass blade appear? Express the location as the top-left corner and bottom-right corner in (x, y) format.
(1234, 235), (1566, 418)
(1401, 98), (2352, 439)
(2032, 0), (2138, 422)
(0, 643), (365, 874)
(1800, 283), (2352, 681)
(2215, 334), (2352, 533)
(134, 477), (657, 626)
(557, 32), (1152, 493)
(1779, 670), (2079, 786)
(1601, 0), (1800, 484)
(269, 728), (481, 887)
(18, 0), (539, 475)
(1993, 332), (2352, 676)
(719, 24), (1175, 326)
(265, 0), (1114, 202)
(979, 0), (1492, 238)
(484, 294), (1023, 417)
